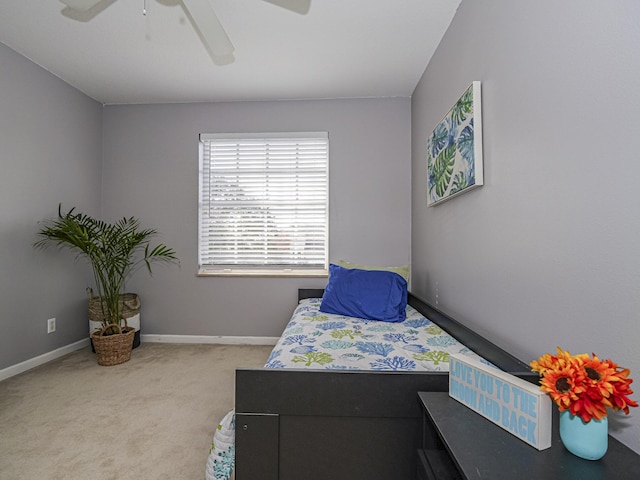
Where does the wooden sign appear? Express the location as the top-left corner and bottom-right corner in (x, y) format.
(449, 354), (552, 450)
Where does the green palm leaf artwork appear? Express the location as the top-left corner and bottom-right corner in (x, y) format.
(426, 82), (483, 206)
(451, 86), (474, 126)
(430, 144), (456, 198)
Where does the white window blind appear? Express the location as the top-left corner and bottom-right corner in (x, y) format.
(198, 132), (329, 276)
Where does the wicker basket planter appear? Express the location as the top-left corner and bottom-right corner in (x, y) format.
(89, 293), (141, 349)
(91, 324), (136, 366)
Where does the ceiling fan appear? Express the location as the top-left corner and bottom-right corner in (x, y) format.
(59, 0), (311, 65)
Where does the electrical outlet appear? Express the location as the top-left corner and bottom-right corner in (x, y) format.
(47, 318), (56, 334)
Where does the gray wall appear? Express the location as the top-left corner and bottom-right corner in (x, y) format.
(411, 1), (640, 452)
(0, 43), (103, 369)
(0, 40), (411, 367)
(101, 98), (411, 337)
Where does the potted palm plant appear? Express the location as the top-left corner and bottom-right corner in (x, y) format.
(35, 204), (179, 365)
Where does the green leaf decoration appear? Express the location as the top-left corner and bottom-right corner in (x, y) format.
(309, 315), (329, 322)
(330, 329), (362, 340)
(292, 352), (334, 367)
(430, 144), (456, 198)
(413, 350), (450, 365)
(424, 325), (443, 335)
(451, 85), (474, 126)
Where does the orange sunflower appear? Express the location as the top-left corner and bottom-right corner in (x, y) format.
(531, 347), (637, 422)
(537, 363), (582, 410)
(530, 347), (587, 376)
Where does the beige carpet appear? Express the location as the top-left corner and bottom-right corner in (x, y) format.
(0, 343), (273, 480)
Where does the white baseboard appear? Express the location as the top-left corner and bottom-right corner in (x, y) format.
(0, 338), (90, 382)
(140, 334), (279, 346)
(0, 335), (277, 382)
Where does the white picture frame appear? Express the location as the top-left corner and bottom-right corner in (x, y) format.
(427, 82), (483, 206)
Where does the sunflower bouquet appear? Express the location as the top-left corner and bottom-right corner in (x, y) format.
(530, 347), (637, 423)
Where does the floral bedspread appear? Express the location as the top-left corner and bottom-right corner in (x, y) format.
(264, 298), (490, 371)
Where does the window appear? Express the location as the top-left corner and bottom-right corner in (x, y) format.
(198, 132), (329, 276)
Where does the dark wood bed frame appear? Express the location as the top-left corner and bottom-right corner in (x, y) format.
(235, 289), (538, 480)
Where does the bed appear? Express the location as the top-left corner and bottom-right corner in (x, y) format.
(233, 287), (538, 480)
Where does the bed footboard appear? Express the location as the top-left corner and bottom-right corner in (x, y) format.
(235, 369), (449, 480)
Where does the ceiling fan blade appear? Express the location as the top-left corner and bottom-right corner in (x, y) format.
(59, 0), (103, 11)
(182, 0), (235, 58)
(261, 0), (311, 15)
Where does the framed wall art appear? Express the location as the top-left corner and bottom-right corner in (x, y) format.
(427, 81), (483, 206)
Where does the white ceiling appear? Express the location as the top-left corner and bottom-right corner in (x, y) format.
(0, 0), (460, 105)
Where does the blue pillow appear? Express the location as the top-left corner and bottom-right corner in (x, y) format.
(320, 264), (408, 322)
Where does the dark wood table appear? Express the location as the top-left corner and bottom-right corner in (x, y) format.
(417, 392), (640, 480)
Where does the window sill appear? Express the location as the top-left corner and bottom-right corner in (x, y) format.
(197, 268), (328, 278)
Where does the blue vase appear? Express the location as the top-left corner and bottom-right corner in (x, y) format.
(559, 410), (608, 460)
